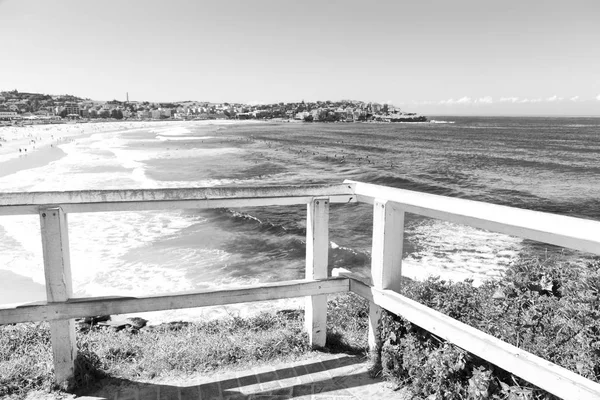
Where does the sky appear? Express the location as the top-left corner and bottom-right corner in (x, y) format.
(0, 0), (599, 116)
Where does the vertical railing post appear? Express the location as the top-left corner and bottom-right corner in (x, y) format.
(369, 199), (404, 357)
(305, 197), (330, 348)
(40, 207), (77, 387)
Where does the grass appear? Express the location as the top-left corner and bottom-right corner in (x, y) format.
(0, 293), (370, 399)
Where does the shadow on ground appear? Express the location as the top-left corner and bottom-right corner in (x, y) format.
(78, 353), (398, 399)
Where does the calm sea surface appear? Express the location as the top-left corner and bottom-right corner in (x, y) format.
(1, 117), (599, 320)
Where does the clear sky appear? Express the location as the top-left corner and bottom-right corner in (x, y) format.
(1, 0), (599, 115)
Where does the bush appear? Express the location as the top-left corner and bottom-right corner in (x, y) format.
(326, 292), (369, 354)
(379, 257), (600, 399)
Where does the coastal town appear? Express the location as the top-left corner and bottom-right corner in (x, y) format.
(0, 89), (427, 124)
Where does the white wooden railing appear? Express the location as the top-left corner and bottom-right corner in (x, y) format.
(1, 181), (600, 399)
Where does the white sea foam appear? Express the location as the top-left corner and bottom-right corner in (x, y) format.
(150, 126), (191, 136)
(157, 135), (216, 141)
(0, 120), (273, 313)
(0, 123), (231, 308)
(402, 219), (522, 285)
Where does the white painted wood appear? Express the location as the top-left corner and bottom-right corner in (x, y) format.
(371, 199), (404, 292)
(39, 207), (76, 386)
(0, 278), (349, 325)
(0, 184), (356, 215)
(368, 302), (382, 358)
(369, 199), (404, 355)
(305, 197), (330, 347)
(305, 294), (327, 346)
(0, 184), (354, 204)
(0, 195), (357, 216)
(346, 180), (600, 255)
(349, 278), (600, 400)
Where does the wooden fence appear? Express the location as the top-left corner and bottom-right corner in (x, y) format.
(1, 181), (600, 399)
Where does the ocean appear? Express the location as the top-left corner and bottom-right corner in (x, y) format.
(1, 117), (599, 322)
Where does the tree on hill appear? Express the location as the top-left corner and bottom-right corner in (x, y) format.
(31, 99), (40, 112)
(110, 109), (123, 119)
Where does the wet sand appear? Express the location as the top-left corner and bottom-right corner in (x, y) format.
(0, 270), (46, 305)
(0, 145), (66, 179)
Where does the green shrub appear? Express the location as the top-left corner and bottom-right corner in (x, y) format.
(326, 292), (369, 354)
(379, 257), (600, 399)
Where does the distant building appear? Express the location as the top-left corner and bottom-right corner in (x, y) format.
(34, 110), (52, 117)
(0, 111), (18, 120)
(253, 110), (270, 119)
(137, 110), (150, 119)
(64, 102), (80, 116)
(344, 108), (354, 122)
(334, 109), (347, 120)
(237, 112), (252, 120)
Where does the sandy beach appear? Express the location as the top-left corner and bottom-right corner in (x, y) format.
(0, 121), (183, 177)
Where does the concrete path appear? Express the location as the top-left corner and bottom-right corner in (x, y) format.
(80, 352), (407, 400)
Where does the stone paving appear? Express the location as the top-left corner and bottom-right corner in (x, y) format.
(80, 352), (408, 400)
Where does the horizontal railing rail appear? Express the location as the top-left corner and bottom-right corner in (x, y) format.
(0, 184), (356, 215)
(0, 278), (349, 325)
(2, 181), (600, 399)
(347, 179), (600, 255)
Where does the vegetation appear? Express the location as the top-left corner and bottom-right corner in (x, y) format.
(0, 293), (369, 399)
(378, 257), (600, 399)
(4, 256), (596, 399)
(0, 90), (85, 114)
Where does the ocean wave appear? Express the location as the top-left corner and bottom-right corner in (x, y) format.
(361, 173), (458, 196)
(429, 120), (455, 124)
(204, 208), (305, 237)
(403, 218), (523, 285)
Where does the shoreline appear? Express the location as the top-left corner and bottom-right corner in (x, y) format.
(0, 120), (201, 181)
(0, 142), (67, 179)
(0, 120), (207, 162)
(0, 119), (274, 184)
